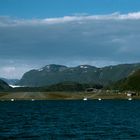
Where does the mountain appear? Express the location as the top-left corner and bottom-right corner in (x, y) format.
(18, 63), (140, 87)
(112, 69), (140, 91)
(0, 79), (11, 91)
(0, 78), (19, 85)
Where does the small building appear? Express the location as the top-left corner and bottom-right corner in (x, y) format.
(127, 93), (132, 97)
(126, 91), (137, 97)
(85, 88), (97, 93)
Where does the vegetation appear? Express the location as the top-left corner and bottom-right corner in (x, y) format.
(111, 69), (140, 91)
(45, 82), (103, 92)
(3, 82), (103, 92)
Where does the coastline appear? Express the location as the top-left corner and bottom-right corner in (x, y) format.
(0, 92), (140, 100)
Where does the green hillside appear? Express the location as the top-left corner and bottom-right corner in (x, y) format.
(45, 81), (103, 92)
(0, 79), (11, 91)
(111, 69), (140, 91)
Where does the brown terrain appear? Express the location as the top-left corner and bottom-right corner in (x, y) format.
(0, 91), (140, 101)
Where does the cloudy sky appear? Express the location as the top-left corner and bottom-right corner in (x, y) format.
(0, 0), (140, 79)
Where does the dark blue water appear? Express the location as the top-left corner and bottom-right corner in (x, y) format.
(0, 100), (140, 140)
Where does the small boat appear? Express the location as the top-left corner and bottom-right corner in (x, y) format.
(31, 99), (35, 101)
(11, 99), (14, 101)
(98, 98), (102, 101)
(83, 98), (87, 101)
(128, 98), (132, 101)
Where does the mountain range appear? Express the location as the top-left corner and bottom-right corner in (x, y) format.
(18, 63), (140, 87)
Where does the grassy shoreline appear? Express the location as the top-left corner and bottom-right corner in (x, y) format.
(0, 92), (140, 100)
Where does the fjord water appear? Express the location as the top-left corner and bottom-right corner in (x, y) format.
(0, 101), (140, 139)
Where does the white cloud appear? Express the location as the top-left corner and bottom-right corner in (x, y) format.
(2, 66), (16, 73)
(0, 60), (37, 79)
(0, 66), (26, 79)
(1, 12), (140, 26)
(0, 12), (140, 78)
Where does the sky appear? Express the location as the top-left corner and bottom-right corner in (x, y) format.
(0, 0), (140, 78)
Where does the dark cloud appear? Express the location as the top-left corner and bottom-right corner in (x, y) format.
(0, 12), (140, 78)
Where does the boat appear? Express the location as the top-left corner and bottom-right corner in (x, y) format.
(11, 99), (14, 101)
(83, 98), (87, 101)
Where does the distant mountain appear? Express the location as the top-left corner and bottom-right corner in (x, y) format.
(0, 79), (11, 91)
(112, 69), (140, 91)
(0, 78), (19, 85)
(18, 63), (140, 87)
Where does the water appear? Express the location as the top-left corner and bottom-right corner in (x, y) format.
(0, 100), (140, 139)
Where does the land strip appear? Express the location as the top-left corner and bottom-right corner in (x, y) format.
(0, 92), (140, 100)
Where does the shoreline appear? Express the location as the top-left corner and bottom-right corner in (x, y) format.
(0, 92), (140, 100)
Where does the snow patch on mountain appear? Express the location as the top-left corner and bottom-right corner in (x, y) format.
(80, 65), (88, 69)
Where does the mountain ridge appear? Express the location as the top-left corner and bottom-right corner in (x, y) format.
(18, 63), (140, 87)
